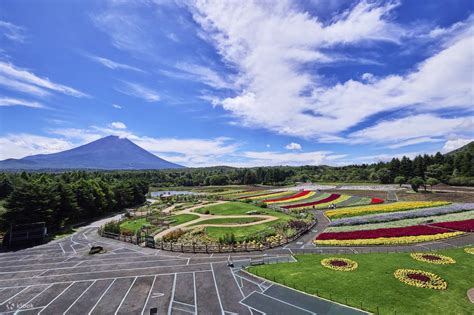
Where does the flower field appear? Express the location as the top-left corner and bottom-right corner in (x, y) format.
(325, 201), (450, 219)
(263, 190), (315, 204)
(317, 201), (473, 246)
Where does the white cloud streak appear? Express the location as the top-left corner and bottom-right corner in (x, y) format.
(0, 20), (26, 43)
(116, 81), (160, 102)
(86, 55), (145, 73)
(0, 97), (45, 109)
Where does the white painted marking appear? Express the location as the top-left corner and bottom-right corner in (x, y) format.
(87, 279), (116, 315)
(172, 306), (194, 313)
(70, 244), (77, 255)
(140, 275), (157, 315)
(260, 291), (315, 314)
(193, 272), (197, 314)
(210, 263), (225, 315)
(63, 280), (96, 314)
(187, 258), (190, 265)
(0, 286), (30, 305)
(38, 282), (74, 314)
(58, 243), (66, 254)
(14, 284), (53, 313)
(114, 276), (137, 315)
(167, 273), (177, 315)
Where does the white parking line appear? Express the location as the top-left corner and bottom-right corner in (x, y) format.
(63, 280), (96, 314)
(210, 264), (224, 315)
(140, 275), (157, 315)
(0, 286), (30, 305)
(114, 276), (137, 315)
(38, 282), (74, 314)
(167, 273), (177, 315)
(14, 284), (52, 313)
(172, 306), (194, 313)
(193, 272), (197, 314)
(58, 243), (66, 254)
(88, 279), (116, 315)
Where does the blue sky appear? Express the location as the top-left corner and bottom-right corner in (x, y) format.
(0, 0), (472, 167)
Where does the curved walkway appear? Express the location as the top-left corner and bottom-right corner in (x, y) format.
(154, 201), (278, 239)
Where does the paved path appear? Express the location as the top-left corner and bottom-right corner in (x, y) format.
(155, 201), (278, 239)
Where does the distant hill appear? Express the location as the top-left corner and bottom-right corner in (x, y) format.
(0, 135), (184, 170)
(445, 141), (474, 156)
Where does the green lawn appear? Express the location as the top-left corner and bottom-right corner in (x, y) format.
(120, 218), (150, 233)
(195, 201), (263, 215)
(194, 201), (303, 240)
(248, 247), (474, 315)
(168, 213), (200, 226)
(189, 217), (264, 226)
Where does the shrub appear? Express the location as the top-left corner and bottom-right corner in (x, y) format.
(287, 219), (307, 230)
(219, 232), (236, 245)
(103, 221), (120, 234)
(162, 229), (186, 242)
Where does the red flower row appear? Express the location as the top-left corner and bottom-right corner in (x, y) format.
(431, 219), (474, 232)
(316, 224), (447, 240)
(263, 190), (311, 202)
(282, 194), (340, 209)
(370, 198), (384, 204)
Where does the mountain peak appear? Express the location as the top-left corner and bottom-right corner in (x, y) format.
(0, 135), (184, 170)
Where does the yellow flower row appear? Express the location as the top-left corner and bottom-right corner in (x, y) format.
(290, 194), (351, 211)
(321, 257), (358, 271)
(464, 247), (474, 255)
(410, 253), (456, 264)
(394, 269), (447, 290)
(313, 231), (464, 246)
(265, 191), (317, 204)
(325, 201), (450, 219)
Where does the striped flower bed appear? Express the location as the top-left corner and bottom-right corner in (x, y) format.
(314, 232), (463, 246)
(274, 192), (330, 207)
(431, 219), (474, 232)
(282, 193), (341, 209)
(325, 201), (451, 219)
(317, 225), (451, 241)
(263, 190), (314, 204)
(237, 190), (286, 200)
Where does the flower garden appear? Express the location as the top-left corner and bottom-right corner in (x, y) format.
(315, 201), (474, 246)
(247, 247), (474, 314)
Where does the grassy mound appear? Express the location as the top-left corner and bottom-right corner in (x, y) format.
(248, 247), (473, 314)
(189, 217), (264, 226)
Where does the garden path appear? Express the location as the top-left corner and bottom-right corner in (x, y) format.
(154, 201), (278, 239)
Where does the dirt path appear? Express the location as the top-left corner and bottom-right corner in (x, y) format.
(154, 201), (278, 239)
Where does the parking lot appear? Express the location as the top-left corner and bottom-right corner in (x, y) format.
(0, 227), (369, 315)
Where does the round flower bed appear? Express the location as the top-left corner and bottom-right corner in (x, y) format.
(321, 257), (358, 271)
(464, 247), (474, 255)
(394, 269), (447, 290)
(410, 253), (456, 264)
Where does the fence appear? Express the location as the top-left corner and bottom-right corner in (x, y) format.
(98, 221), (316, 253)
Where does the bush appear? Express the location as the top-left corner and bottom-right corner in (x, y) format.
(162, 229), (186, 242)
(219, 232), (236, 245)
(103, 221), (121, 234)
(204, 209), (210, 214)
(287, 219), (307, 230)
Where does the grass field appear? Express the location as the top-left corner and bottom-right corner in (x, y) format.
(168, 213), (200, 226)
(120, 218), (150, 233)
(196, 202), (296, 240)
(195, 202), (264, 215)
(189, 217), (264, 226)
(248, 247), (474, 315)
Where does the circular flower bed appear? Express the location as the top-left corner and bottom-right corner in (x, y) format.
(394, 269), (447, 290)
(410, 253), (456, 264)
(321, 257), (358, 271)
(464, 247), (474, 255)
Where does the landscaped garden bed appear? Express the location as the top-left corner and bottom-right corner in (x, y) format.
(247, 247), (473, 314)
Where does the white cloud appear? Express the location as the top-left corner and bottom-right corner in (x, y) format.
(0, 20), (25, 43)
(442, 138), (474, 153)
(239, 150), (345, 167)
(0, 97), (45, 109)
(285, 142), (302, 150)
(116, 81), (160, 102)
(174, 63), (234, 90)
(386, 137), (444, 149)
(350, 115), (473, 143)
(189, 1), (473, 144)
(109, 121), (127, 129)
(86, 55), (145, 73)
(112, 104), (122, 109)
(0, 62), (88, 98)
(0, 134), (73, 160)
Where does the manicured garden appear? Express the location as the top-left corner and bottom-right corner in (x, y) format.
(120, 218), (150, 234)
(189, 216), (264, 226)
(248, 247), (474, 314)
(194, 201), (262, 215)
(168, 213), (200, 226)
